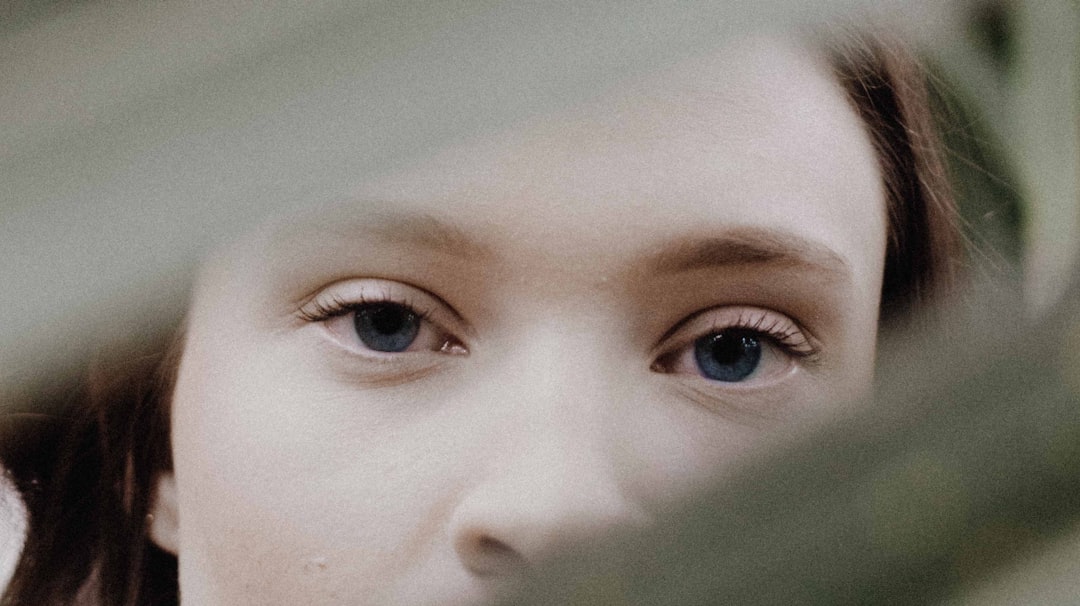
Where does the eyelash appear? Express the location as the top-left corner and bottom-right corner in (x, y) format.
(298, 293), (435, 324)
(645, 307), (821, 387)
(706, 310), (818, 359)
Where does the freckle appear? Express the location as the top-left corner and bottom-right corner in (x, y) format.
(302, 557), (328, 574)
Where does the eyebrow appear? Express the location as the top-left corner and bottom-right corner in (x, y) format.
(277, 207), (849, 280)
(645, 227), (852, 279)
(314, 209), (495, 261)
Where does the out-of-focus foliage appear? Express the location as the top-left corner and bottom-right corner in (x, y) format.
(0, 1), (1076, 604)
(928, 0), (1078, 312)
(931, 1), (1024, 271)
(491, 282), (1080, 605)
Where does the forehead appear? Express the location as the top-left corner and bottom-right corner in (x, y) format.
(250, 35), (884, 293)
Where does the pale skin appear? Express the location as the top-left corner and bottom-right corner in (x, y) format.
(149, 36), (887, 604)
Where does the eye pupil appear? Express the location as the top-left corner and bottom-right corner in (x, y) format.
(693, 330), (762, 382)
(354, 303), (420, 352)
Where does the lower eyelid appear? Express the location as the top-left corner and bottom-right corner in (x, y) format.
(308, 333), (455, 388)
(672, 380), (798, 425)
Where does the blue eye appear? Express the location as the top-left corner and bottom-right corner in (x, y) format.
(693, 330), (762, 382)
(353, 303), (421, 352)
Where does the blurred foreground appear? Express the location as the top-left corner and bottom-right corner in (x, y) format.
(492, 281), (1080, 605)
(1, 1), (1078, 604)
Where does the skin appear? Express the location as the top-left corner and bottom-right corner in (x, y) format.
(0, 468), (25, 593)
(152, 36), (887, 605)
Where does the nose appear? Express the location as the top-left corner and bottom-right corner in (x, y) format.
(448, 319), (652, 579)
(449, 432), (649, 578)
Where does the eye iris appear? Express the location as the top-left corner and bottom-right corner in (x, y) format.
(693, 330), (762, 382)
(354, 303), (420, 352)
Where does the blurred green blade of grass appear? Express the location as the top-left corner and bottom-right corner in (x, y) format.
(1013, 1), (1080, 313)
(930, 1), (1079, 313)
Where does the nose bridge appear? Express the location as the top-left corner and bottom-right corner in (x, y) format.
(449, 315), (649, 576)
(493, 309), (626, 423)
(482, 313), (633, 469)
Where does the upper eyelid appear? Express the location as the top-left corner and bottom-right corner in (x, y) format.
(295, 279), (471, 335)
(299, 294), (433, 322)
(653, 306), (820, 356)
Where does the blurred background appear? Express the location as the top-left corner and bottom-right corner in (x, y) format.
(0, 0), (1075, 376)
(1, 0), (1076, 370)
(1, 1), (1077, 604)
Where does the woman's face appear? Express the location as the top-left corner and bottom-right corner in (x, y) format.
(159, 37), (886, 604)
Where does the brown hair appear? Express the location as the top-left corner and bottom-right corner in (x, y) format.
(1, 329), (182, 606)
(827, 29), (965, 326)
(1, 32), (964, 606)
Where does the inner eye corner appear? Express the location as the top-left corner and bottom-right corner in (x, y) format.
(649, 349), (677, 374)
(440, 338), (469, 356)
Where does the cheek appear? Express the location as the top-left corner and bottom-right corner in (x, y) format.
(169, 322), (473, 603)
